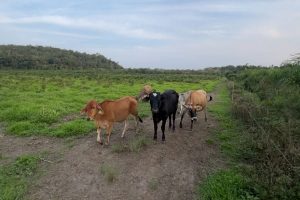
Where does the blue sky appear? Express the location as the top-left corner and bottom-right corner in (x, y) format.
(0, 0), (300, 69)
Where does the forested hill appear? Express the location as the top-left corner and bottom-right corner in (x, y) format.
(0, 45), (122, 70)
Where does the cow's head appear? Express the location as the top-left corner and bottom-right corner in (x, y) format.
(149, 92), (161, 114)
(138, 85), (153, 101)
(183, 104), (197, 121)
(81, 100), (104, 120)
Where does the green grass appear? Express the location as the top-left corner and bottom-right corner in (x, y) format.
(50, 119), (95, 137)
(0, 155), (39, 200)
(198, 81), (257, 200)
(99, 164), (119, 183)
(208, 81), (242, 158)
(198, 169), (258, 200)
(0, 70), (220, 137)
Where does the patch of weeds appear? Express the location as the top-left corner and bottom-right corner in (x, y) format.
(128, 135), (150, 153)
(7, 121), (48, 136)
(0, 155), (39, 200)
(148, 178), (159, 191)
(50, 119), (94, 137)
(111, 135), (151, 153)
(198, 169), (258, 200)
(100, 164), (118, 183)
(205, 139), (214, 145)
(111, 143), (128, 153)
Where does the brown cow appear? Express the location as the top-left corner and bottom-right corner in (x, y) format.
(179, 90), (212, 130)
(81, 96), (143, 145)
(137, 85), (153, 101)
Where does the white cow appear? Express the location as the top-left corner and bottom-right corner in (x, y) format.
(177, 91), (192, 115)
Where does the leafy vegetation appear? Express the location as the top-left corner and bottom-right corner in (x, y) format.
(0, 45), (122, 70)
(0, 155), (39, 200)
(200, 64), (300, 200)
(228, 64), (300, 200)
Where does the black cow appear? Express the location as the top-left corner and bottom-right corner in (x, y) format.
(149, 90), (179, 141)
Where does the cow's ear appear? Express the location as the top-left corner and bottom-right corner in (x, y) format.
(96, 104), (104, 115)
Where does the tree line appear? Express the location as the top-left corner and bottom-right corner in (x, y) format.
(0, 45), (122, 70)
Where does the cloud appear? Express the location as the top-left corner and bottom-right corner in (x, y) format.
(0, 0), (300, 68)
(0, 15), (174, 40)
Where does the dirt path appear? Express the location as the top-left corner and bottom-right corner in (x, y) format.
(0, 95), (225, 200)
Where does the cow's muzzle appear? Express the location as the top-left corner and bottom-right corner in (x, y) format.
(152, 108), (159, 114)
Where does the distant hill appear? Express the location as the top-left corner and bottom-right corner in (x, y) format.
(0, 45), (122, 70)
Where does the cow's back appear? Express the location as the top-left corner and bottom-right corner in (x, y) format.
(186, 90), (207, 110)
(100, 96), (138, 122)
(161, 90), (178, 114)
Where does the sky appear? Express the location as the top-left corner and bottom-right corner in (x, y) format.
(0, 0), (300, 69)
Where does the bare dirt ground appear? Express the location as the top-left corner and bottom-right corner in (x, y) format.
(0, 97), (225, 200)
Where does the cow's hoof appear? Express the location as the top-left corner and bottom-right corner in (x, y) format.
(179, 124), (182, 128)
(153, 137), (157, 141)
(98, 141), (103, 145)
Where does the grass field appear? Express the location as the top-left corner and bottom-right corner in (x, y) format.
(0, 69), (220, 199)
(0, 70), (219, 137)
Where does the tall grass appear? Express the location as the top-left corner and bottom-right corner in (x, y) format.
(228, 65), (300, 200)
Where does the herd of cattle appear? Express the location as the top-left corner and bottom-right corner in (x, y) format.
(81, 85), (213, 145)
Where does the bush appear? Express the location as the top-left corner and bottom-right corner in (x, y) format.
(229, 65), (300, 200)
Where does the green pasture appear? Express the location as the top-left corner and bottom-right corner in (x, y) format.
(0, 70), (219, 137)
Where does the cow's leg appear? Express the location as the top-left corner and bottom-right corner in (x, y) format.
(190, 119), (193, 130)
(97, 128), (103, 145)
(161, 119), (167, 141)
(168, 115), (172, 128)
(180, 104), (183, 115)
(153, 119), (158, 140)
(180, 109), (187, 128)
(172, 112), (176, 131)
(105, 123), (113, 145)
(134, 115), (141, 132)
(134, 117), (139, 133)
(121, 120), (128, 138)
(204, 108), (207, 122)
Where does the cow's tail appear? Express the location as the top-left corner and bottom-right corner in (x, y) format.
(137, 116), (143, 123)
